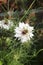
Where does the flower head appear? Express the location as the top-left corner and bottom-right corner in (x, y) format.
(0, 19), (13, 30)
(15, 22), (34, 43)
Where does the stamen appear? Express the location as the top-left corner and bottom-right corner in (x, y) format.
(22, 29), (28, 35)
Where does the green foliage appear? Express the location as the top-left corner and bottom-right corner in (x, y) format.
(0, 0), (43, 65)
(0, 61), (3, 65)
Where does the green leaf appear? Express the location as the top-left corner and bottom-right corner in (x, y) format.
(0, 61), (3, 65)
(8, 60), (23, 65)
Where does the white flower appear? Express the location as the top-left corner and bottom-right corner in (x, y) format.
(15, 22), (34, 43)
(0, 19), (13, 30)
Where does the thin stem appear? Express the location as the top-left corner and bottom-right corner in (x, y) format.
(1, 5), (7, 12)
(19, 0), (35, 22)
(4, 4), (8, 10)
(36, 49), (43, 56)
(30, 49), (43, 60)
(8, 0), (9, 11)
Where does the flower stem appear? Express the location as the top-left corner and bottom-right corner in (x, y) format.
(8, 0), (9, 11)
(30, 49), (43, 60)
(36, 49), (43, 56)
(19, 0), (35, 22)
(1, 5), (7, 12)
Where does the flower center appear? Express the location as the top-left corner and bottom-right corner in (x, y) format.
(4, 21), (8, 25)
(22, 29), (28, 35)
(3, 18), (9, 25)
(4, 20), (8, 25)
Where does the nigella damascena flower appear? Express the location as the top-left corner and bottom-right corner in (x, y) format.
(0, 19), (13, 30)
(14, 22), (34, 43)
